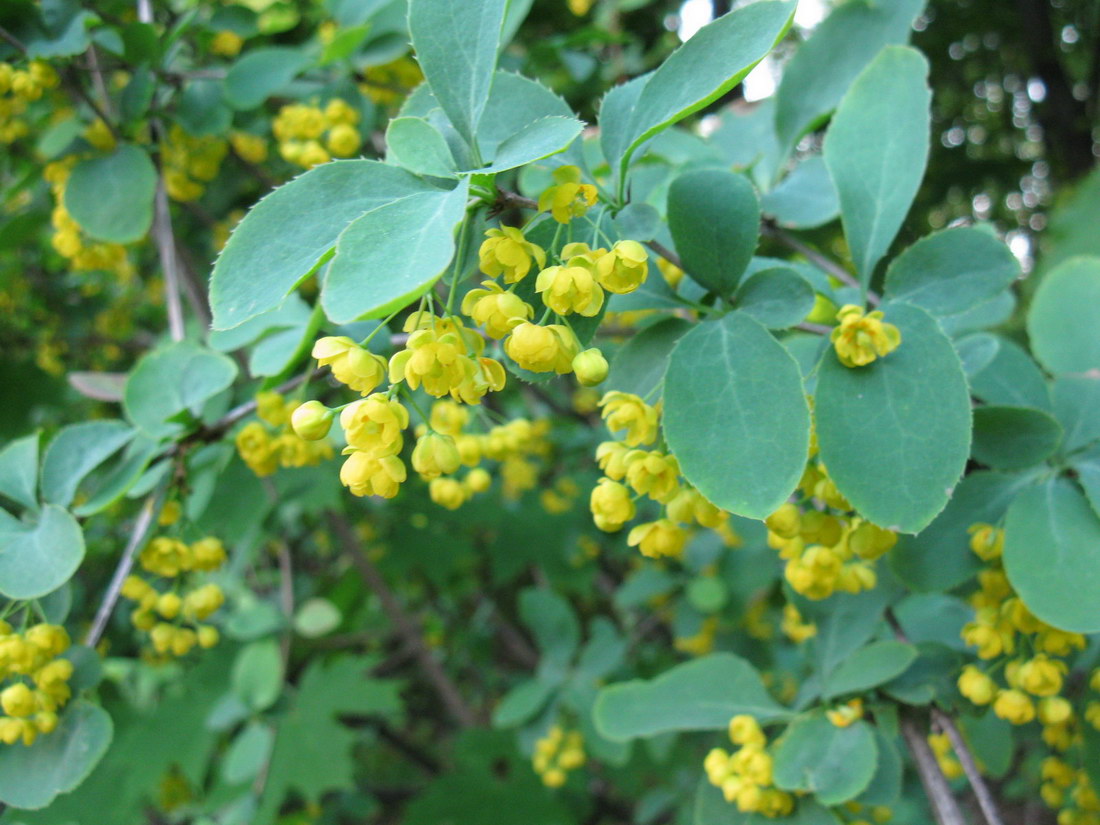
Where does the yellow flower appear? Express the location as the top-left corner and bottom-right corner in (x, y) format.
(536, 261), (604, 316)
(728, 715), (765, 747)
(211, 30), (243, 57)
(627, 519), (687, 559)
(967, 523), (1004, 561)
(1017, 655), (1066, 697)
(461, 280), (533, 338)
(412, 433), (462, 479)
(429, 400), (469, 436)
(324, 98), (359, 126)
(598, 391), (659, 447)
(572, 348), (608, 386)
(313, 336), (388, 395)
(429, 477), (468, 510)
(291, 400), (334, 441)
(830, 305), (901, 367)
(589, 478), (635, 532)
(183, 583), (225, 621)
(140, 537), (192, 577)
(595, 440), (631, 479)
(388, 314), (484, 398)
(623, 450), (680, 502)
(191, 537), (227, 571)
(0, 683), (34, 718)
(538, 166), (597, 224)
(229, 131), (268, 164)
(478, 226), (546, 283)
(568, 0), (595, 15)
(765, 503), (801, 539)
(848, 520), (897, 560)
(781, 604), (817, 643)
(827, 698), (864, 727)
(465, 467), (492, 493)
(1038, 696), (1073, 725)
(958, 665), (997, 705)
(504, 322), (579, 374)
(667, 487), (726, 528)
(596, 240), (648, 294)
(340, 394), (408, 458)
(339, 451), (406, 498)
(993, 688), (1036, 725)
(326, 123), (361, 157)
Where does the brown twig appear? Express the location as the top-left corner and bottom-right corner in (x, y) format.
(900, 714), (967, 825)
(328, 512), (479, 727)
(83, 486), (168, 648)
(932, 708), (1008, 825)
(761, 221), (879, 306)
(645, 238), (682, 270)
(0, 25), (27, 53)
(151, 180), (186, 340)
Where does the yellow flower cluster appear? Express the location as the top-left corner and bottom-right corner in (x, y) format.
(0, 622), (72, 746)
(121, 534), (227, 658)
(532, 725), (585, 788)
(162, 124), (228, 202)
(1041, 757), (1100, 823)
(0, 60), (58, 143)
(44, 158), (134, 278)
(236, 392), (335, 477)
(704, 715), (793, 816)
(390, 313), (506, 403)
(273, 98), (361, 168)
(359, 57), (423, 106)
(830, 305), (901, 368)
(589, 391), (732, 559)
(229, 130), (268, 165)
(538, 166), (598, 224)
(780, 604), (817, 644)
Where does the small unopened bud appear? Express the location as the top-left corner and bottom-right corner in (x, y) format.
(572, 348), (608, 386)
(291, 400), (333, 440)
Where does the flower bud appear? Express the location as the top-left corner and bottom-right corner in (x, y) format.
(291, 400), (334, 441)
(412, 433), (462, 479)
(572, 348), (608, 386)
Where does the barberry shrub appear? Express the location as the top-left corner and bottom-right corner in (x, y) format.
(0, 0), (1099, 823)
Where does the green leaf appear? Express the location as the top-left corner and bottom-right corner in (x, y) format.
(1073, 446), (1100, 518)
(518, 588), (579, 681)
(1027, 256), (1100, 374)
(667, 169), (759, 297)
(386, 117), (459, 178)
(883, 227), (1019, 316)
(63, 145), (157, 244)
(1003, 477), (1100, 633)
(954, 332), (1000, 378)
(971, 406), (1062, 470)
(231, 638), (284, 711)
(119, 66), (155, 124)
(176, 79), (232, 136)
(0, 701), (112, 810)
(823, 46), (931, 286)
(615, 0), (794, 175)
(0, 432), (39, 511)
(321, 179), (470, 323)
(319, 22), (372, 64)
(815, 302), (970, 533)
(606, 317), (690, 399)
(890, 470), (1038, 592)
(774, 0), (924, 152)
(222, 721), (275, 785)
(959, 714), (1014, 780)
(760, 156), (839, 229)
(408, 0), (508, 146)
(800, 587), (894, 676)
(733, 267), (816, 329)
(822, 641), (917, 699)
(857, 729), (902, 806)
(293, 598), (342, 638)
(882, 642), (965, 706)
(664, 312), (810, 519)
(124, 342), (238, 439)
(40, 421), (134, 508)
(772, 716), (877, 805)
(892, 593), (973, 651)
(967, 335), (1051, 411)
(492, 679), (556, 728)
(613, 203), (661, 242)
(211, 160), (440, 330)
(475, 115), (583, 174)
(223, 47), (309, 109)
(1053, 376), (1100, 452)
(255, 656), (403, 825)
(0, 504), (84, 600)
(593, 653), (788, 742)
(72, 434), (162, 517)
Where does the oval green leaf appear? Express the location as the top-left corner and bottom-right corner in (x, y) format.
(1027, 256), (1100, 374)
(606, 317), (691, 399)
(733, 267), (816, 329)
(63, 145), (156, 244)
(667, 169), (760, 297)
(40, 420), (135, 508)
(0, 432), (39, 512)
(0, 504), (84, 600)
(815, 302), (971, 533)
(823, 640), (918, 699)
(664, 311), (811, 519)
(773, 716), (878, 805)
(386, 116), (459, 178)
(971, 406), (1062, 470)
(1003, 477), (1100, 633)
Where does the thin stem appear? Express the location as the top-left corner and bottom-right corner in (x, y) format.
(761, 222), (880, 306)
(152, 180), (186, 341)
(83, 487), (167, 648)
(646, 239), (682, 271)
(447, 212), (473, 315)
(360, 306), (404, 348)
(932, 708), (1008, 825)
(900, 714), (967, 825)
(400, 387), (430, 425)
